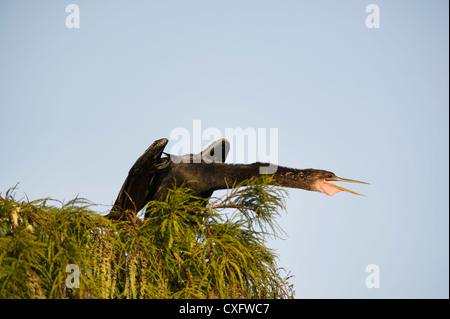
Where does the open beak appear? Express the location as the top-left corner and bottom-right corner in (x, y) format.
(322, 177), (369, 196)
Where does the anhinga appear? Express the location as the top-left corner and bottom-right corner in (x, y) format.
(107, 138), (368, 219)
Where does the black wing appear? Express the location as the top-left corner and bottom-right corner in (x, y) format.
(163, 138), (230, 163)
(107, 138), (169, 219)
(201, 138), (230, 163)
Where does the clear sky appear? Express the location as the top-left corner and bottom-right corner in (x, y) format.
(0, 1), (448, 298)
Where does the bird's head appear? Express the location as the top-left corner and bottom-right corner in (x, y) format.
(308, 170), (369, 196)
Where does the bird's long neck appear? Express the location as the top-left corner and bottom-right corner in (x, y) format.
(204, 162), (315, 192)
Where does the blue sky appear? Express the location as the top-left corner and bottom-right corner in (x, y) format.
(0, 1), (448, 298)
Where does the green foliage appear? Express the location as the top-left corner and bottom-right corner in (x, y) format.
(0, 177), (295, 299)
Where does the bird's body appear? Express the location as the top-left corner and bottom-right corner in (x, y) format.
(107, 138), (367, 219)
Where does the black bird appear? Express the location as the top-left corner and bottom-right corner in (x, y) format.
(107, 138), (368, 219)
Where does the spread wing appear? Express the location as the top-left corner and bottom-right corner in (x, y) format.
(163, 138), (230, 163)
(201, 138), (230, 163)
(108, 138), (169, 219)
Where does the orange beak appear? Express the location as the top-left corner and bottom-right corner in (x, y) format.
(322, 177), (369, 196)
